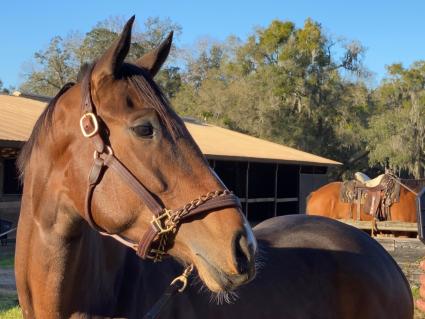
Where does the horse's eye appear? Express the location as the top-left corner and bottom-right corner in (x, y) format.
(131, 123), (154, 138)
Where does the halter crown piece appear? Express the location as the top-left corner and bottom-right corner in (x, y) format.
(80, 65), (242, 262)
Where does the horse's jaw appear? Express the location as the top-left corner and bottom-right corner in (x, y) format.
(166, 218), (257, 294)
(192, 252), (256, 293)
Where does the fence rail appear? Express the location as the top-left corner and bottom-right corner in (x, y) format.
(338, 219), (418, 233)
(0, 194), (21, 202)
(0, 227), (17, 238)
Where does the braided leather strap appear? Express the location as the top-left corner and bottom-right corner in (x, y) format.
(138, 191), (241, 260)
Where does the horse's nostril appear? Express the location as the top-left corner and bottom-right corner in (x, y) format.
(233, 232), (252, 275)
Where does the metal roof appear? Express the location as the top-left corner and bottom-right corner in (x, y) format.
(0, 95), (46, 142)
(0, 95), (341, 166)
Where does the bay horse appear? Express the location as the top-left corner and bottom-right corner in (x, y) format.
(306, 179), (417, 225)
(15, 16), (413, 318)
(149, 215), (413, 319)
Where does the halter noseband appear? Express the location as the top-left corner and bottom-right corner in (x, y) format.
(79, 66), (241, 261)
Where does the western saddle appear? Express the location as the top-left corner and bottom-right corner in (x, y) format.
(340, 172), (400, 221)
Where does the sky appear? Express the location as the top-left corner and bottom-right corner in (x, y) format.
(1, 0), (425, 89)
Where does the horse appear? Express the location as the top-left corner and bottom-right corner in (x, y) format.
(15, 16), (413, 318)
(135, 215), (413, 319)
(306, 178), (417, 227)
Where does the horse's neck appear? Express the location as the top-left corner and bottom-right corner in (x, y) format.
(17, 174), (133, 317)
(18, 190), (199, 318)
(16, 152), (182, 317)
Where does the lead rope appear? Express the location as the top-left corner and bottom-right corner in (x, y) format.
(388, 173), (419, 196)
(142, 264), (194, 319)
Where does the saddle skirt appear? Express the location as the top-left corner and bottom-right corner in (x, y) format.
(340, 174), (401, 220)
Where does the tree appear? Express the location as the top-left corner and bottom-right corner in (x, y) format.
(20, 16), (182, 97)
(172, 18), (370, 178)
(367, 61), (425, 178)
(0, 79), (11, 94)
(20, 36), (78, 96)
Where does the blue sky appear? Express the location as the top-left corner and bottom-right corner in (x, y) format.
(1, 0), (425, 89)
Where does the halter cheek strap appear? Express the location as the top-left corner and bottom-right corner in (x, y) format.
(80, 65), (242, 261)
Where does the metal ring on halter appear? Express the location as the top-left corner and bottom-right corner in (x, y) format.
(80, 112), (99, 138)
(93, 146), (114, 160)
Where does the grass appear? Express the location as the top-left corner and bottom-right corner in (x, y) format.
(0, 257), (14, 269)
(413, 286), (425, 319)
(0, 306), (21, 319)
(0, 293), (21, 319)
(0, 255), (20, 319)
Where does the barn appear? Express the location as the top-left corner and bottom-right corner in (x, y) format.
(0, 93), (340, 229)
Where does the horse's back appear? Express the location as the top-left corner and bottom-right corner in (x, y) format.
(253, 215), (413, 318)
(306, 182), (346, 218)
(167, 215), (413, 319)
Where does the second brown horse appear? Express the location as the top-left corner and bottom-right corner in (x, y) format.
(306, 179), (417, 224)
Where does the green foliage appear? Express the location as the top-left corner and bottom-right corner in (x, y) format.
(20, 35), (78, 96)
(0, 256), (14, 268)
(0, 306), (21, 319)
(173, 18), (371, 178)
(0, 292), (20, 319)
(367, 61), (425, 178)
(77, 28), (118, 63)
(20, 16), (182, 97)
(20, 16), (425, 180)
(0, 80), (8, 94)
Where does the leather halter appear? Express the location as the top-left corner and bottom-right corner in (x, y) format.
(79, 65), (242, 261)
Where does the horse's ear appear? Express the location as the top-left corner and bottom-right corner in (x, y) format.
(92, 15), (135, 86)
(135, 31), (173, 77)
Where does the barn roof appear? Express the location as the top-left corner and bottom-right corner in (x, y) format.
(0, 95), (46, 142)
(0, 94), (341, 166)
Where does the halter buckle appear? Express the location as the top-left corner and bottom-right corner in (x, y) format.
(151, 209), (175, 235)
(80, 112), (99, 138)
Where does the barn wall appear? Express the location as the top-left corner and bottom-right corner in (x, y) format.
(0, 154), (331, 228)
(299, 172), (329, 213)
(210, 159), (331, 224)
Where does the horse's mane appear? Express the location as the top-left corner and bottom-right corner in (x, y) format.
(18, 62), (184, 180)
(17, 82), (75, 179)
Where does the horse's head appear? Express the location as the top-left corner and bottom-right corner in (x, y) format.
(24, 16), (256, 294)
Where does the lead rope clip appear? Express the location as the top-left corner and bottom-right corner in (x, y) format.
(170, 264), (194, 293)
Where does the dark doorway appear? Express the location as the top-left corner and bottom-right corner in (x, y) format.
(3, 159), (21, 194)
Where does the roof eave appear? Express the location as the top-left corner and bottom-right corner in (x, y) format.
(204, 154), (342, 166)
